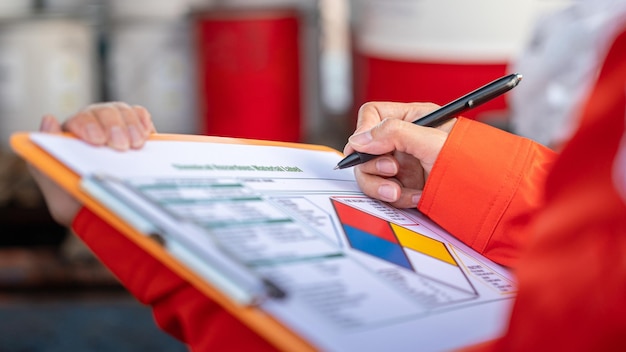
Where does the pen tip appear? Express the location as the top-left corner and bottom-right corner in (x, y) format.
(333, 165), (340, 170)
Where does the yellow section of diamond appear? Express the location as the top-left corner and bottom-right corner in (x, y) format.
(390, 223), (456, 266)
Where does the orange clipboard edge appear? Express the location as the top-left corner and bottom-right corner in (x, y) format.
(10, 131), (333, 352)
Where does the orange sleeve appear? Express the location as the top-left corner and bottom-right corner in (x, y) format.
(418, 117), (557, 267)
(71, 207), (278, 352)
(467, 22), (626, 351)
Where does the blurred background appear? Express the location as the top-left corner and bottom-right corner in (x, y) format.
(0, 0), (572, 350)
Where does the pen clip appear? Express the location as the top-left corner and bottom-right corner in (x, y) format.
(463, 73), (523, 107)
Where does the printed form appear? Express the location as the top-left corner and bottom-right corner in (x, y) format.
(30, 133), (516, 352)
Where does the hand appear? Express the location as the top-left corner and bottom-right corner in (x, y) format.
(29, 102), (156, 227)
(62, 102), (156, 150)
(343, 102), (456, 208)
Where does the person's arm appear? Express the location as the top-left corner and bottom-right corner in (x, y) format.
(463, 21), (626, 351)
(72, 207), (277, 351)
(30, 103), (277, 350)
(418, 117), (556, 267)
(31, 102), (155, 227)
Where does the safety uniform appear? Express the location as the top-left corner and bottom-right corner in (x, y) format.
(71, 21), (626, 352)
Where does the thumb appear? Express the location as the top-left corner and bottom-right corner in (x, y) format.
(349, 119), (448, 172)
(39, 114), (63, 133)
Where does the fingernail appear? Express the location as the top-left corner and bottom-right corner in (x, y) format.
(376, 158), (396, 174)
(134, 119), (149, 137)
(348, 130), (373, 146)
(411, 194), (421, 206)
(127, 125), (143, 148)
(378, 184), (398, 202)
(85, 123), (105, 143)
(109, 126), (129, 150)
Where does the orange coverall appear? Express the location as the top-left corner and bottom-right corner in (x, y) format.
(70, 22), (626, 351)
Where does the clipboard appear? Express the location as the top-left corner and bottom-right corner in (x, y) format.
(11, 132), (324, 352)
(10, 131), (517, 352)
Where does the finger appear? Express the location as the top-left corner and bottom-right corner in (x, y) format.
(62, 109), (108, 146)
(387, 187), (423, 209)
(354, 157), (423, 208)
(343, 102), (439, 155)
(354, 166), (402, 203)
(348, 118), (449, 174)
(39, 114), (63, 133)
(394, 151), (425, 190)
(356, 101), (440, 130)
(97, 102), (143, 150)
(132, 105), (157, 134)
(353, 155), (399, 177)
(112, 102), (151, 149)
(63, 103), (156, 150)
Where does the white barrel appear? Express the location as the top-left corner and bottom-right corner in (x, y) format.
(41, 0), (87, 11)
(40, 0), (97, 15)
(106, 20), (197, 134)
(352, 0), (571, 63)
(0, 18), (97, 149)
(350, 0), (572, 122)
(0, 1), (33, 19)
(108, 0), (194, 20)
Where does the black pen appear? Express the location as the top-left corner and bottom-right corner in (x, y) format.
(334, 73), (523, 170)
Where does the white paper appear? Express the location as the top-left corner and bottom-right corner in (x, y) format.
(31, 133), (515, 351)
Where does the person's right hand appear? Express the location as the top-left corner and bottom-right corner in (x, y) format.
(343, 102), (457, 209)
(29, 102), (156, 227)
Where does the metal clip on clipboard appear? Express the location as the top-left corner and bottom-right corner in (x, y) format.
(81, 174), (286, 306)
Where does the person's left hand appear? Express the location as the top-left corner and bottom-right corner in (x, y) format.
(29, 102), (156, 227)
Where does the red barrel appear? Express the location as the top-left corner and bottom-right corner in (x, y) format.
(349, 1), (568, 123)
(194, 9), (302, 142)
(352, 53), (508, 120)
